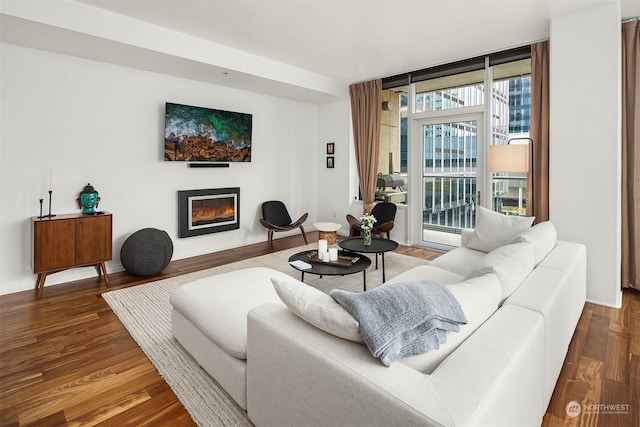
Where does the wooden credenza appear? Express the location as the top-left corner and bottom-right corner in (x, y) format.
(32, 212), (112, 297)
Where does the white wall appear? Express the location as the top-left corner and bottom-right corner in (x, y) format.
(315, 100), (352, 230)
(550, 3), (622, 307)
(0, 43), (321, 295)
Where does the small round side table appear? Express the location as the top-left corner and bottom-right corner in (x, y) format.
(313, 222), (341, 244)
(338, 237), (398, 283)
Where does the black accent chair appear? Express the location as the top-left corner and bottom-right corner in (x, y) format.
(346, 202), (397, 239)
(260, 201), (308, 252)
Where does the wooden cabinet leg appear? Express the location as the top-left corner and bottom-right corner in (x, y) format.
(35, 273), (47, 298)
(99, 262), (109, 285)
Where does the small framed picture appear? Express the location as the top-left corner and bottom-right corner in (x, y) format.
(326, 142), (335, 155)
(326, 156), (334, 168)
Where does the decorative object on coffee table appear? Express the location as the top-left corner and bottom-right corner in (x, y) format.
(288, 249), (371, 291)
(121, 228), (173, 276)
(360, 213), (375, 245)
(338, 237), (398, 283)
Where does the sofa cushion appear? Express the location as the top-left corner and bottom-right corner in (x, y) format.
(466, 206), (534, 253)
(431, 304), (545, 427)
(428, 246), (486, 277)
(510, 220), (557, 265)
(400, 273), (502, 373)
(385, 264), (464, 286)
(464, 242), (535, 303)
(271, 276), (363, 342)
(169, 267), (284, 359)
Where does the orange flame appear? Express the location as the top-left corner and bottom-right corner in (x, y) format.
(191, 199), (235, 222)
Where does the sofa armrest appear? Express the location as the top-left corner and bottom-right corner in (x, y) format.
(431, 305), (545, 426)
(504, 240), (586, 405)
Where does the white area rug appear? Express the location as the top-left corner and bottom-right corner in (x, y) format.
(102, 244), (427, 426)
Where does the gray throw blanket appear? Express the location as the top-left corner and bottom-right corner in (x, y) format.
(330, 281), (467, 366)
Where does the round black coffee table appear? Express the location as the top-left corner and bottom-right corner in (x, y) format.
(288, 249), (372, 291)
(337, 237), (399, 283)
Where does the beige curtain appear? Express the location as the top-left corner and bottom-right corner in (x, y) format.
(349, 79), (382, 214)
(622, 20), (640, 290)
(529, 41), (550, 222)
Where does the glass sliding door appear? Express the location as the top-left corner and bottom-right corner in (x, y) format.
(414, 114), (483, 249)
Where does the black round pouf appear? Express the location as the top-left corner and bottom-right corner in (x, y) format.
(120, 228), (173, 276)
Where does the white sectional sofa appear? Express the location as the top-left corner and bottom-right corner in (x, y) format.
(170, 211), (586, 427)
(246, 223), (586, 426)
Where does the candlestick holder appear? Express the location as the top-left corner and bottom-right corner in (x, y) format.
(38, 198), (44, 219)
(47, 190), (56, 218)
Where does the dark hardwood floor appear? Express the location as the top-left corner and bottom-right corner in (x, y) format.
(542, 289), (640, 427)
(0, 233), (637, 426)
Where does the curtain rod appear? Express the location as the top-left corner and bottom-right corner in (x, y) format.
(622, 17), (639, 23)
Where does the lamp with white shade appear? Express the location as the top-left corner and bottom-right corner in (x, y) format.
(489, 137), (533, 215)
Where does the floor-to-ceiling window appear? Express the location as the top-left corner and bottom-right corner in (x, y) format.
(377, 89), (408, 205)
(490, 60), (531, 217)
(380, 47), (531, 250)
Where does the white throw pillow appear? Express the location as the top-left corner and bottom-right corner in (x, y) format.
(510, 220), (557, 265)
(466, 206), (535, 253)
(271, 277), (363, 342)
(464, 242), (535, 302)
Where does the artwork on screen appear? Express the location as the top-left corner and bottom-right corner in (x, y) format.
(164, 102), (252, 162)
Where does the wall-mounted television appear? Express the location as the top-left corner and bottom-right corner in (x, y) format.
(164, 102), (252, 163)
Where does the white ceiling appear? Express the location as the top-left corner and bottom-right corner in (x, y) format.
(2, 0), (638, 102)
(77, 0), (639, 85)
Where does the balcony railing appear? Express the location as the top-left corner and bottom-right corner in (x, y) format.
(423, 174), (476, 231)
